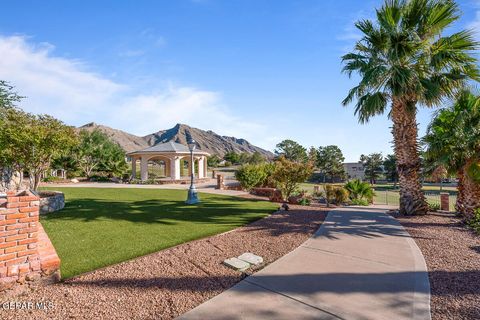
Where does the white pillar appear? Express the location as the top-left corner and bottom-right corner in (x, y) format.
(204, 156), (208, 178)
(131, 158), (137, 179)
(140, 156), (148, 181)
(171, 157), (181, 180)
(198, 157), (205, 178)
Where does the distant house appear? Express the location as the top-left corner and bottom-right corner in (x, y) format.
(343, 162), (365, 180)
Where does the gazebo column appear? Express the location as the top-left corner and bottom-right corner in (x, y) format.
(171, 157), (181, 180)
(198, 157), (205, 178)
(140, 156), (149, 182)
(204, 156), (208, 178)
(131, 157), (137, 180)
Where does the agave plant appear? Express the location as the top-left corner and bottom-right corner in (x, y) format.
(342, 0), (479, 215)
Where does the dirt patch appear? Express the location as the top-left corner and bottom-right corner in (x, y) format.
(397, 213), (480, 320)
(2, 205), (328, 320)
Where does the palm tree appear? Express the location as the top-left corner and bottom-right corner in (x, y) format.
(344, 179), (375, 203)
(342, 0), (479, 215)
(424, 90), (480, 220)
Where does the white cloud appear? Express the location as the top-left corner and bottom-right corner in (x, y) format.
(468, 4), (480, 40)
(0, 35), (270, 148)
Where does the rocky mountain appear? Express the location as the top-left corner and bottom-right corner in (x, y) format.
(78, 123), (273, 158)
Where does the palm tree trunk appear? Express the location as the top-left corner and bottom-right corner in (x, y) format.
(459, 160), (480, 221)
(391, 99), (428, 215)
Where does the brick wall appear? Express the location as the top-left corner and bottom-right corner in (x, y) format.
(0, 190), (60, 293)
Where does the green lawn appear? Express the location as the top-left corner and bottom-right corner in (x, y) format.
(40, 187), (277, 279)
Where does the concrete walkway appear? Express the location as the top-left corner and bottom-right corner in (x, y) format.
(179, 206), (431, 320)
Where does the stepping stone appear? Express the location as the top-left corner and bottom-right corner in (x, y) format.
(238, 253), (263, 266)
(223, 258), (251, 271)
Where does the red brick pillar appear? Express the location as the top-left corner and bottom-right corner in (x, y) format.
(0, 190), (60, 293)
(216, 175), (224, 190)
(440, 193), (450, 212)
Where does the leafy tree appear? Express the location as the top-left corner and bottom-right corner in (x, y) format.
(207, 155), (221, 167)
(344, 179), (375, 203)
(26, 115), (77, 190)
(308, 146), (318, 165)
(0, 81), (25, 191)
(271, 157), (313, 200)
(0, 81), (23, 110)
(383, 154), (398, 186)
(98, 141), (128, 177)
(274, 139), (307, 162)
(316, 145), (346, 182)
(342, 0), (479, 215)
(75, 129), (126, 179)
(423, 90), (480, 220)
(238, 152), (251, 165)
(248, 151), (265, 164)
(0, 109), (77, 190)
(360, 153), (383, 184)
(224, 151), (240, 165)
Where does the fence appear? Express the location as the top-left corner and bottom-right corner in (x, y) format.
(374, 190), (457, 212)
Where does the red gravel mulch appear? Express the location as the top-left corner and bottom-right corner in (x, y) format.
(396, 212), (480, 320)
(1, 205), (328, 320)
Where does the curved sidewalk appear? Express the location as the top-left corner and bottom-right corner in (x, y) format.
(179, 206), (431, 320)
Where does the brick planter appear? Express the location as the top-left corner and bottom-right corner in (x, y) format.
(0, 190), (60, 295)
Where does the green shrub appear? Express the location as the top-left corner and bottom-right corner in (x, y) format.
(428, 202), (441, 212)
(42, 176), (65, 183)
(468, 208), (480, 234)
(235, 164), (268, 191)
(299, 198), (311, 206)
(344, 179), (374, 202)
(325, 184), (348, 205)
(334, 187), (349, 204)
(351, 198), (369, 206)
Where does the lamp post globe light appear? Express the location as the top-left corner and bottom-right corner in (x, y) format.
(186, 139), (200, 204)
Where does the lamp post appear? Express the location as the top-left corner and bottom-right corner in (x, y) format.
(186, 139), (199, 204)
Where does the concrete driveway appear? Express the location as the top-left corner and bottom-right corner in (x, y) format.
(179, 206), (431, 320)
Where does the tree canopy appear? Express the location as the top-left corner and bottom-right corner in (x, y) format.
(342, 0), (479, 215)
(316, 145), (346, 182)
(360, 153), (383, 184)
(274, 139), (307, 162)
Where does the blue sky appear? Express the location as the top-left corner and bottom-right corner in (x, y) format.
(0, 0), (479, 161)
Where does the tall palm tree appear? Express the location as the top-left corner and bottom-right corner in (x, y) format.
(424, 90), (480, 220)
(342, 0), (479, 215)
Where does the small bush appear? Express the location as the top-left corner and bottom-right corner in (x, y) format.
(325, 184), (348, 205)
(351, 198), (369, 206)
(42, 176), (65, 183)
(334, 187), (349, 204)
(428, 202), (441, 212)
(89, 175), (111, 182)
(299, 198), (311, 206)
(344, 179), (374, 202)
(468, 208), (480, 234)
(235, 164), (268, 191)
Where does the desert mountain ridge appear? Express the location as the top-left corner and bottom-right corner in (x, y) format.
(79, 122), (274, 158)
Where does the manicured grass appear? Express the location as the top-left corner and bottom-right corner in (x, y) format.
(40, 187), (277, 279)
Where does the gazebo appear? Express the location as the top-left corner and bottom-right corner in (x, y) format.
(127, 142), (210, 182)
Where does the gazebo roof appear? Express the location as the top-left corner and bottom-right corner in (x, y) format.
(127, 141), (210, 156)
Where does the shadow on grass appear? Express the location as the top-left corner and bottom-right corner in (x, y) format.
(42, 195), (276, 226)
